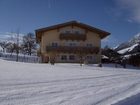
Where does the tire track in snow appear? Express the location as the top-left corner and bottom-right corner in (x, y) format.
(0, 73), (131, 87)
(94, 81), (140, 105)
(0, 73), (140, 105)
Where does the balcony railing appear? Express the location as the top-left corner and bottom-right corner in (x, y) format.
(59, 33), (86, 41)
(46, 46), (99, 54)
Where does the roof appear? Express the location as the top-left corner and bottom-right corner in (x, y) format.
(35, 21), (110, 43)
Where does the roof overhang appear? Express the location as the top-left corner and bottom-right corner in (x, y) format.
(35, 21), (110, 43)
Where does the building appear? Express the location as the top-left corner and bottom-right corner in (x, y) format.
(35, 21), (110, 64)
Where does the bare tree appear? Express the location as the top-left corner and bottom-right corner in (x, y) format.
(22, 33), (36, 56)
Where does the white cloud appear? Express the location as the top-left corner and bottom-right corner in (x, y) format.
(0, 32), (24, 43)
(115, 0), (140, 23)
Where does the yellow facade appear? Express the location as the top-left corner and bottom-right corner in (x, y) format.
(36, 21), (110, 64)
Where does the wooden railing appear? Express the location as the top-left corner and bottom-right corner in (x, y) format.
(46, 46), (99, 54)
(59, 33), (86, 41)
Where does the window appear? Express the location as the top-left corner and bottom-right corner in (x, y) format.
(61, 55), (67, 60)
(52, 43), (58, 47)
(69, 43), (76, 46)
(86, 56), (92, 60)
(87, 43), (92, 47)
(75, 31), (80, 34)
(69, 55), (75, 60)
(65, 31), (71, 33)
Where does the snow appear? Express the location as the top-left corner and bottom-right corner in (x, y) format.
(113, 44), (120, 50)
(102, 55), (109, 59)
(123, 54), (131, 58)
(118, 43), (139, 54)
(129, 33), (140, 44)
(134, 33), (140, 39)
(0, 60), (140, 105)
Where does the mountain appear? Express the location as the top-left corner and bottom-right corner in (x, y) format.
(114, 42), (130, 51)
(129, 33), (140, 45)
(118, 43), (140, 54)
(114, 33), (140, 55)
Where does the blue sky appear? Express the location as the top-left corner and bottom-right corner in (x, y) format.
(0, 0), (140, 47)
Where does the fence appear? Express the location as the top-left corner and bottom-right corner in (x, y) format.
(0, 52), (41, 63)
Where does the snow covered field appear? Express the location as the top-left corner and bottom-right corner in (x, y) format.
(0, 59), (140, 105)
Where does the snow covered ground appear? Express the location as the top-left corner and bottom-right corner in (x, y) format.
(0, 59), (140, 105)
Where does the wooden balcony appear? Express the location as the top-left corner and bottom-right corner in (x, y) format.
(59, 33), (86, 41)
(46, 46), (99, 54)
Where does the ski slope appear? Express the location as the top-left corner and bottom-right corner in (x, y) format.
(0, 59), (140, 105)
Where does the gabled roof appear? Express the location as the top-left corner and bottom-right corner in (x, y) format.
(35, 21), (110, 43)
